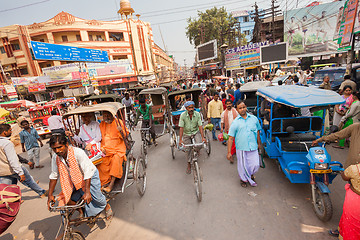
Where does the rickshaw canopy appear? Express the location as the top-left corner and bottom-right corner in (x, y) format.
(240, 81), (271, 93)
(139, 87), (167, 95)
(168, 88), (203, 97)
(257, 85), (345, 108)
(83, 94), (121, 103)
(63, 102), (125, 118)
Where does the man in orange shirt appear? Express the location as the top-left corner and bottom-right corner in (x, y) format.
(98, 111), (128, 192)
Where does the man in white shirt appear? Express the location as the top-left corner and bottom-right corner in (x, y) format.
(47, 134), (112, 219)
(0, 124), (47, 197)
(48, 110), (64, 134)
(220, 99), (239, 158)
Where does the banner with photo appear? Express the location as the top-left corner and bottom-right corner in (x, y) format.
(87, 59), (133, 78)
(225, 41), (271, 70)
(337, 0), (359, 48)
(284, 1), (344, 55)
(42, 63), (81, 81)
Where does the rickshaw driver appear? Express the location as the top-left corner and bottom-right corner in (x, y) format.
(47, 134), (113, 219)
(134, 98), (157, 146)
(178, 101), (207, 174)
(98, 111), (128, 193)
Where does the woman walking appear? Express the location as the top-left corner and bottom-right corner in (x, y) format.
(333, 85), (354, 127)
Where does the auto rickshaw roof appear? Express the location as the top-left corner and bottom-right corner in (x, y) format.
(127, 86), (147, 91)
(83, 94), (121, 102)
(139, 87), (167, 95)
(63, 102), (124, 118)
(168, 88), (203, 97)
(240, 81), (271, 93)
(257, 85), (345, 108)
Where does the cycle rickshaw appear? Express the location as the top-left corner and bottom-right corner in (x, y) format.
(240, 81), (271, 114)
(167, 88), (211, 202)
(50, 102), (146, 240)
(256, 85), (344, 221)
(137, 87), (171, 166)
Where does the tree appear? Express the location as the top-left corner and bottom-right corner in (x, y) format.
(186, 7), (247, 49)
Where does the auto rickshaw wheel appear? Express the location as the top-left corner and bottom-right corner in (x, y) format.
(205, 131), (211, 156)
(312, 187), (333, 222)
(135, 157), (147, 197)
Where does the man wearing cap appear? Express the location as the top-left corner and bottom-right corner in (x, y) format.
(179, 101), (207, 174)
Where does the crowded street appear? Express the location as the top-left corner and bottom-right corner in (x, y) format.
(1, 0), (360, 239)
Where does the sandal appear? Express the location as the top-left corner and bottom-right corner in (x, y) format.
(240, 180), (247, 188)
(328, 229), (339, 237)
(105, 206), (113, 221)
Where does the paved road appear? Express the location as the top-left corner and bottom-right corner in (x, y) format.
(0, 130), (348, 240)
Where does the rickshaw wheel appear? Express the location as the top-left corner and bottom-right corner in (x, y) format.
(205, 131), (211, 156)
(64, 231), (85, 240)
(312, 187), (333, 222)
(135, 157), (147, 197)
(193, 161), (202, 202)
(141, 144), (148, 168)
(170, 131), (176, 159)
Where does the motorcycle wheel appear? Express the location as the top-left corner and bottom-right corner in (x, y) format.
(312, 187), (333, 222)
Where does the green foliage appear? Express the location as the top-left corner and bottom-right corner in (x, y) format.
(186, 7), (246, 49)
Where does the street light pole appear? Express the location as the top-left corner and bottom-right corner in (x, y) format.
(220, 43), (228, 76)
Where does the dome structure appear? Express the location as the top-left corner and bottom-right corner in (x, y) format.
(118, 0), (135, 17)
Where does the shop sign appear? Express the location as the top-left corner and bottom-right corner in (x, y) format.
(4, 85), (18, 99)
(338, 0), (359, 49)
(28, 83), (46, 92)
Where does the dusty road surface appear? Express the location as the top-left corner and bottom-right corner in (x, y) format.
(0, 130), (347, 240)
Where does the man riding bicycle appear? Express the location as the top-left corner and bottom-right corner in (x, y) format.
(178, 101), (206, 174)
(122, 93), (134, 123)
(134, 98), (157, 146)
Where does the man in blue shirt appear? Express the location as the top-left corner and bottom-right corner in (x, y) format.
(227, 100), (262, 187)
(20, 120), (44, 168)
(233, 83), (244, 106)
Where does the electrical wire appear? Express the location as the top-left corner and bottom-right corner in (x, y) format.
(0, 0), (51, 13)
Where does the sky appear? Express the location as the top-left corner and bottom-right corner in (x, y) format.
(0, 0), (304, 66)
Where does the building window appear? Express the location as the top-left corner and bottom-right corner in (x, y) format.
(76, 35), (81, 41)
(109, 32), (124, 41)
(96, 35), (104, 41)
(0, 47), (5, 54)
(89, 35), (93, 41)
(113, 55), (127, 60)
(20, 68), (28, 75)
(39, 39), (45, 42)
(11, 44), (20, 51)
(61, 35), (68, 42)
(244, 16), (249, 22)
(244, 30), (250, 35)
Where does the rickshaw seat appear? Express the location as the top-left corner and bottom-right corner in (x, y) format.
(271, 117), (322, 133)
(272, 133), (317, 142)
(152, 105), (165, 120)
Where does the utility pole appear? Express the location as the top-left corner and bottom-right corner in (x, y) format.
(253, 2), (259, 43)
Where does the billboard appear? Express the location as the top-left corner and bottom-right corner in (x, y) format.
(42, 63), (82, 82)
(87, 59), (133, 77)
(260, 42), (288, 64)
(337, 0), (359, 48)
(284, 1), (344, 55)
(30, 41), (109, 62)
(225, 41), (271, 70)
(197, 40), (218, 63)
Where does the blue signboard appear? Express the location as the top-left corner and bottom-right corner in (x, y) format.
(30, 41), (109, 62)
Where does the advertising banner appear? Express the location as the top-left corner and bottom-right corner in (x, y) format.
(11, 76), (51, 86)
(284, 1), (344, 55)
(338, 0), (359, 48)
(225, 41), (271, 70)
(42, 63), (81, 82)
(28, 83), (46, 92)
(87, 60), (133, 78)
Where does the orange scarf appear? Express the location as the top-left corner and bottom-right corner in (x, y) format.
(223, 108), (238, 133)
(56, 146), (84, 206)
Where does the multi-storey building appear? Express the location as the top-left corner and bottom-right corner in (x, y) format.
(0, 0), (174, 94)
(232, 10), (256, 43)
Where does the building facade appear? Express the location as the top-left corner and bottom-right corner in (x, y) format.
(232, 10), (256, 43)
(0, 0), (174, 95)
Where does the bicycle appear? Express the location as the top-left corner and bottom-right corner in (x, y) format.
(49, 200), (100, 240)
(140, 127), (152, 168)
(181, 138), (205, 202)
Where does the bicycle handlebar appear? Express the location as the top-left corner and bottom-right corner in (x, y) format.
(49, 200), (85, 212)
(181, 142), (205, 148)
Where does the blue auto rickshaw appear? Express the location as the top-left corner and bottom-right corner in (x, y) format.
(256, 85), (345, 222)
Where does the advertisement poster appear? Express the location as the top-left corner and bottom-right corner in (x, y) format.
(42, 63), (81, 81)
(338, 0), (359, 48)
(28, 83), (46, 92)
(284, 1), (343, 55)
(225, 41), (270, 69)
(87, 60), (133, 78)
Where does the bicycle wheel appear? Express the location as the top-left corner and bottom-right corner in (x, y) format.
(64, 230), (85, 240)
(205, 131), (211, 156)
(141, 142), (148, 168)
(170, 131), (176, 159)
(193, 161), (202, 202)
(135, 157), (147, 197)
